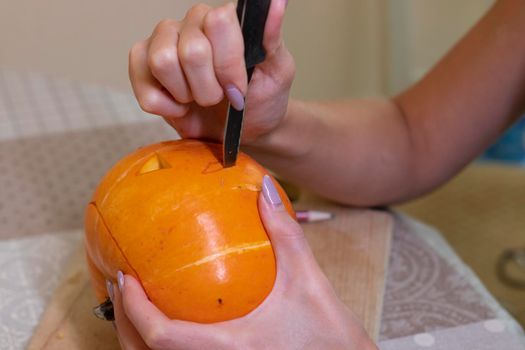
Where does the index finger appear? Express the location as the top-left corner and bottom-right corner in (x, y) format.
(111, 280), (149, 349)
(203, 3), (248, 98)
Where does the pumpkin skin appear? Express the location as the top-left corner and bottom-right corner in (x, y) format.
(84, 139), (294, 323)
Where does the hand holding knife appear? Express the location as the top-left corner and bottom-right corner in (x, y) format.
(222, 0), (271, 168)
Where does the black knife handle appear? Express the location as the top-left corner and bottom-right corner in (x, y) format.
(237, 0), (271, 69)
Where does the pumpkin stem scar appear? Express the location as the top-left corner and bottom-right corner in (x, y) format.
(172, 241), (271, 273)
(91, 203), (147, 297)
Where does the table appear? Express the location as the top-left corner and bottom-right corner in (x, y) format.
(27, 196), (392, 350)
(1, 70), (524, 349)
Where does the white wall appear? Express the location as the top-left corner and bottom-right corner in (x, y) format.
(386, 0), (494, 94)
(0, 0), (202, 95)
(0, 0), (494, 99)
(285, 0), (388, 98)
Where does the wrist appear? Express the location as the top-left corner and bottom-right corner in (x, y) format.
(245, 99), (317, 160)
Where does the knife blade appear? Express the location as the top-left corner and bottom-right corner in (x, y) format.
(222, 0), (271, 168)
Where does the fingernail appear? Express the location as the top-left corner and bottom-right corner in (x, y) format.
(225, 85), (244, 111)
(262, 175), (282, 207)
(117, 271), (125, 292)
(106, 279), (114, 300)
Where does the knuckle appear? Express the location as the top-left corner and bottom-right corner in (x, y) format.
(174, 89), (193, 105)
(138, 91), (162, 115)
(149, 47), (178, 76)
(195, 88), (223, 107)
(275, 217), (305, 241)
(155, 18), (177, 32)
(171, 104), (190, 118)
(205, 4), (236, 28)
(175, 118), (200, 139)
(179, 39), (212, 67)
(129, 40), (147, 62)
(188, 3), (211, 17)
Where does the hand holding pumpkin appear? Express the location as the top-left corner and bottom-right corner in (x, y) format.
(108, 178), (376, 350)
(128, 0), (294, 144)
(121, 0), (373, 347)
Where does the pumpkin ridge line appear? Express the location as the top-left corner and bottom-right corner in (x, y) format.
(92, 203), (146, 294)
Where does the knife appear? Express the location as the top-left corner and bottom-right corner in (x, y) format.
(222, 0), (271, 168)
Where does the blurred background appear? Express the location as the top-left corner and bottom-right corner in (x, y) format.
(1, 0), (524, 327)
(0, 0), (495, 97)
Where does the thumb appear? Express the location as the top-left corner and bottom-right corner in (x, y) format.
(263, 0), (288, 56)
(259, 175), (314, 269)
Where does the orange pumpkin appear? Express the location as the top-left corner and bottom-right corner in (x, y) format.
(84, 139), (293, 323)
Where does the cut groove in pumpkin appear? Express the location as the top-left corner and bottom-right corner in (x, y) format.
(172, 241), (271, 273)
(138, 153), (171, 175)
(232, 184), (261, 192)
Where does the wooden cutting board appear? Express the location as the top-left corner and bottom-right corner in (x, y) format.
(28, 193), (392, 349)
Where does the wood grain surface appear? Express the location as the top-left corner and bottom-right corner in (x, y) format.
(28, 194), (392, 349)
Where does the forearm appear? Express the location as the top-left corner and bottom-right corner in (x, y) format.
(395, 0), (525, 191)
(246, 98), (417, 206)
(247, 0), (525, 206)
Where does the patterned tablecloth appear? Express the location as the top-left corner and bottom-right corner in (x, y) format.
(0, 70), (524, 349)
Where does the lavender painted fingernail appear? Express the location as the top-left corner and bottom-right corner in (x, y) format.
(106, 279), (114, 300)
(117, 271), (125, 292)
(225, 85), (245, 111)
(262, 175), (282, 207)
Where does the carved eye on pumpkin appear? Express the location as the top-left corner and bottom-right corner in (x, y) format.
(138, 153), (171, 175)
(85, 140), (295, 324)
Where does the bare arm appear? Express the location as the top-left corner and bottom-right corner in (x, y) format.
(247, 0), (525, 206)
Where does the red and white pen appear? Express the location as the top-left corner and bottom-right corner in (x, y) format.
(296, 210), (334, 223)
